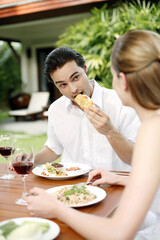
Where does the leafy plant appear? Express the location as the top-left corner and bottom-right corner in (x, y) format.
(0, 110), (9, 123)
(0, 42), (22, 109)
(56, 0), (160, 88)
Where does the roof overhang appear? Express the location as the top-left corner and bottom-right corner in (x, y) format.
(0, 12), (92, 43)
(0, 0), (107, 43)
(0, 0), (107, 25)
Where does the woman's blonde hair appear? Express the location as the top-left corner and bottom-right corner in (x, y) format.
(111, 30), (160, 109)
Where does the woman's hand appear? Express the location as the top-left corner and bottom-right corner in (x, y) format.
(87, 168), (123, 186)
(24, 187), (63, 218)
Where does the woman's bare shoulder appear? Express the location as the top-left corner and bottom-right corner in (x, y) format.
(138, 111), (160, 139)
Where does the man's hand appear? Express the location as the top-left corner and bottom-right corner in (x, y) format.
(9, 152), (27, 171)
(85, 106), (134, 165)
(85, 106), (114, 136)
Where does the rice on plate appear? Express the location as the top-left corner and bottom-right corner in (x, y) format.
(53, 185), (96, 205)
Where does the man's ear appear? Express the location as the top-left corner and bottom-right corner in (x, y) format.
(119, 72), (128, 91)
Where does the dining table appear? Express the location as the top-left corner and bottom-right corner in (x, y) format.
(0, 163), (126, 240)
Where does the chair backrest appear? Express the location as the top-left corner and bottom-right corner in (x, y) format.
(28, 92), (49, 112)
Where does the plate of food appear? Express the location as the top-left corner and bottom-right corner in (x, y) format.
(0, 217), (60, 240)
(46, 184), (107, 207)
(32, 162), (91, 180)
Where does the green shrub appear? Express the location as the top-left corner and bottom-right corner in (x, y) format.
(56, 0), (160, 88)
(0, 110), (10, 123)
(0, 42), (22, 109)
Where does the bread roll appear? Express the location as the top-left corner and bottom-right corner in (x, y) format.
(75, 94), (95, 110)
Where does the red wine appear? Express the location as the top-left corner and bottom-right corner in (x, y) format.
(0, 147), (12, 157)
(13, 161), (33, 175)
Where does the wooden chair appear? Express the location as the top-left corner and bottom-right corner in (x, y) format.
(41, 106), (49, 120)
(9, 92), (50, 121)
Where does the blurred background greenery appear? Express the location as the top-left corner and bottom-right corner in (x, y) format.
(56, 0), (160, 88)
(0, 42), (22, 109)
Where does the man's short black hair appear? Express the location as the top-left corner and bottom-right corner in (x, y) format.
(44, 47), (85, 82)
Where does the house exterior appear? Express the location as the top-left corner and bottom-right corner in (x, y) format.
(0, 0), (107, 102)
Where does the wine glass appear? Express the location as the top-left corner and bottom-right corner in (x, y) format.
(12, 145), (34, 205)
(0, 133), (15, 180)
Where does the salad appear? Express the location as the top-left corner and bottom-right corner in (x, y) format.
(41, 162), (67, 177)
(0, 220), (49, 240)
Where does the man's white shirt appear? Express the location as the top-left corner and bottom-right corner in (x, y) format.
(45, 80), (140, 171)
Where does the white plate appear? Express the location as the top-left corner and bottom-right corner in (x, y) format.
(32, 162), (91, 180)
(46, 185), (107, 207)
(0, 217), (60, 240)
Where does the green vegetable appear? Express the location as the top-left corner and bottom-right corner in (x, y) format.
(0, 221), (18, 237)
(0, 221), (50, 239)
(64, 185), (88, 196)
(46, 165), (56, 174)
(7, 223), (42, 240)
(23, 221), (49, 233)
(0, 235), (5, 240)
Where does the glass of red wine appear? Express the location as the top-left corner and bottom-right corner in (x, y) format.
(0, 133), (15, 180)
(12, 145), (34, 205)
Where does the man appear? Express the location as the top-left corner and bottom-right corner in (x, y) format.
(35, 47), (140, 170)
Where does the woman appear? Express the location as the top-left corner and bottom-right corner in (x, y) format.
(25, 30), (160, 239)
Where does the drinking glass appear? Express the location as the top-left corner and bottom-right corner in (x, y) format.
(0, 133), (15, 180)
(12, 146), (34, 205)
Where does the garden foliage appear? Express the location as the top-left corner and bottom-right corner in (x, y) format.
(0, 42), (21, 109)
(56, 0), (160, 88)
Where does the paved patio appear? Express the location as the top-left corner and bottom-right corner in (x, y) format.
(0, 118), (48, 135)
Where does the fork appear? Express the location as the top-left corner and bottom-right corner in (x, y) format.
(75, 182), (90, 187)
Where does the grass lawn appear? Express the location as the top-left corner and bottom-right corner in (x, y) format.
(0, 130), (47, 163)
(0, 110), (61, 163)
(0, 110), (47, 163)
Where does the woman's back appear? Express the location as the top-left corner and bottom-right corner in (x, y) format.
(135, 110), (160, 239)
